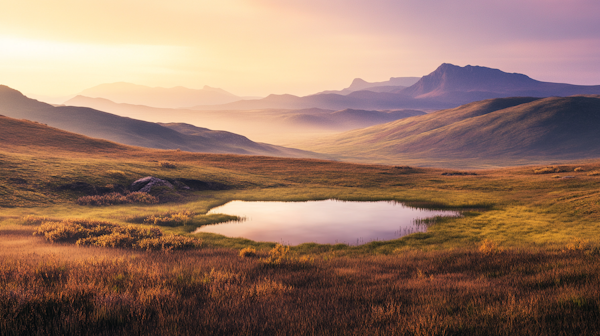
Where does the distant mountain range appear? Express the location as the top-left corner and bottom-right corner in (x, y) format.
(0, 85), (325, 159)
(299, 95), (600, 166)
(77, 82), (247, 109)
(400, 63), (600, 105)
(317, 77), (421, 95)
(189, 64), (600, 111)
(64, 95), (425, 144)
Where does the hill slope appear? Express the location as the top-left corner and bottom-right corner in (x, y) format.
(300, 95), (600, 165)
(0, 85), (324, 159)
(0, 115), (132, 154)
(78, 82), (243, 108)
(64, 95), (425, 144)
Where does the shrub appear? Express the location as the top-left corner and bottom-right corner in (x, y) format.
(479, 239), (503, 255)
(533, 167), (557, 174)
(574, 167), (584, 172)
(137, 235), (202, 252)
(239, 247), (258, 258)
(565, 238), (589, 252)
(144, 211), (194, 226)
(587, 170), (600, 176)
(158, 161), (177, 169)
(261, 244), (290, 265)
(76, 192), (159, 206)
(33, 219), (200, 251)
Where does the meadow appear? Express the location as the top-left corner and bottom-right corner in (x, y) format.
(2, 142), (600, 334)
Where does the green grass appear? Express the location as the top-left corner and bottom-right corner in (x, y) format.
(3, 124), (600, 334)
(3, 136), (600, 253)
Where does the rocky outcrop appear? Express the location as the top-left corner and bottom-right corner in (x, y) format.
(130, 176), (174, 193)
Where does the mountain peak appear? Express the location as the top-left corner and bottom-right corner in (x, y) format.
(403, 63), (538, 99)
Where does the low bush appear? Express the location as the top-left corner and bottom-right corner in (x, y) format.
(158, 161), (177, 169)
(34, 219), (201, 251)
(76, 192), (159, 206)
(261, 244), (290, 265)
(587, 170), (600, 176)
(143, 211), (194, 226)
(533, 167), (557, 174)
(239, 247), (258, 258)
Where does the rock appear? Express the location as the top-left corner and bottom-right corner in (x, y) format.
(130, 176), (174, 193)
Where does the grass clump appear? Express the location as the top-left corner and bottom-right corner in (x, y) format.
(34, 219), (201, 251)
(76, 192), (158, 206)
(261, 244), (290, 265)
(143, 211), (194, 226)
(239, 246), (257, 258)
(21, 215), (55, 225)
(479, 239), (503, 255)
(534, 167), (558, 174)
(587, 170), (600, 176)
(158, 161), (177, 169)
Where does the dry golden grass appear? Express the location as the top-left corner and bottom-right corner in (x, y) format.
(1, 232), (599, 335)
(33, 219), (201, 251)
(76, 192), (159, 206)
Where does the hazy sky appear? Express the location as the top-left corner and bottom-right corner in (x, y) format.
(1, 0), (599, 98)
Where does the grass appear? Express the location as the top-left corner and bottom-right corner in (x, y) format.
(34, 219), (202, 251)
(1, 230), (599, 335)
(3, 130), (600, 334)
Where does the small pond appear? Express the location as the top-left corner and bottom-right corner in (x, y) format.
(194, 200), (460, 245)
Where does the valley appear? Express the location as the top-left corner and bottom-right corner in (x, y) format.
(2, 62), (600, 335)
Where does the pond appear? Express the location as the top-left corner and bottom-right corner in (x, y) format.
(194, 200), (460, 245)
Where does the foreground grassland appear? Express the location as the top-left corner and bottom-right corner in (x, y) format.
(2, 146), (600, 334)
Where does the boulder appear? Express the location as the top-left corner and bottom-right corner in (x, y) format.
(130, 176), (174, 193)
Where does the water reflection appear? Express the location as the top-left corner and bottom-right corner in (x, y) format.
(194, 200), (460, 246)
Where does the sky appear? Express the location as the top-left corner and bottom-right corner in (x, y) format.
(1, 0), (599, 99)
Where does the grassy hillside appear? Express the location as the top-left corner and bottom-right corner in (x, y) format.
(0, 85), (322, 158)
(3, 111), (600, 334)
(299, 96), (600, 166)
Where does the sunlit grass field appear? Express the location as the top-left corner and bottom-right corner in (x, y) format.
(2, 142), (600, 334)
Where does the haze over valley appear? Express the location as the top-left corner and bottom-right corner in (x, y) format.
(50, 63), (600, 167)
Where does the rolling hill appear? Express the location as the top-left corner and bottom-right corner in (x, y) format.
(0, 85), (325, 159)
(0, 115), (131, 154)
(78, 82), (245, 108)
(64, 95), (425, 144)
(298, 95), (600, 166)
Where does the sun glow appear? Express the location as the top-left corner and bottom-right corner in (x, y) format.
(0, 36), (186, 96)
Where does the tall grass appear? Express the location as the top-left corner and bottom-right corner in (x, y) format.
(1, 244), (599, 335)
(76, 192), (159, 206)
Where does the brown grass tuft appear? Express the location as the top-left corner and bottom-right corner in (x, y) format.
(239, 247), (257, 258)
(76, 192), (158, 206)
(158, 161), (177, 169)
(33, 219), (200, 251)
